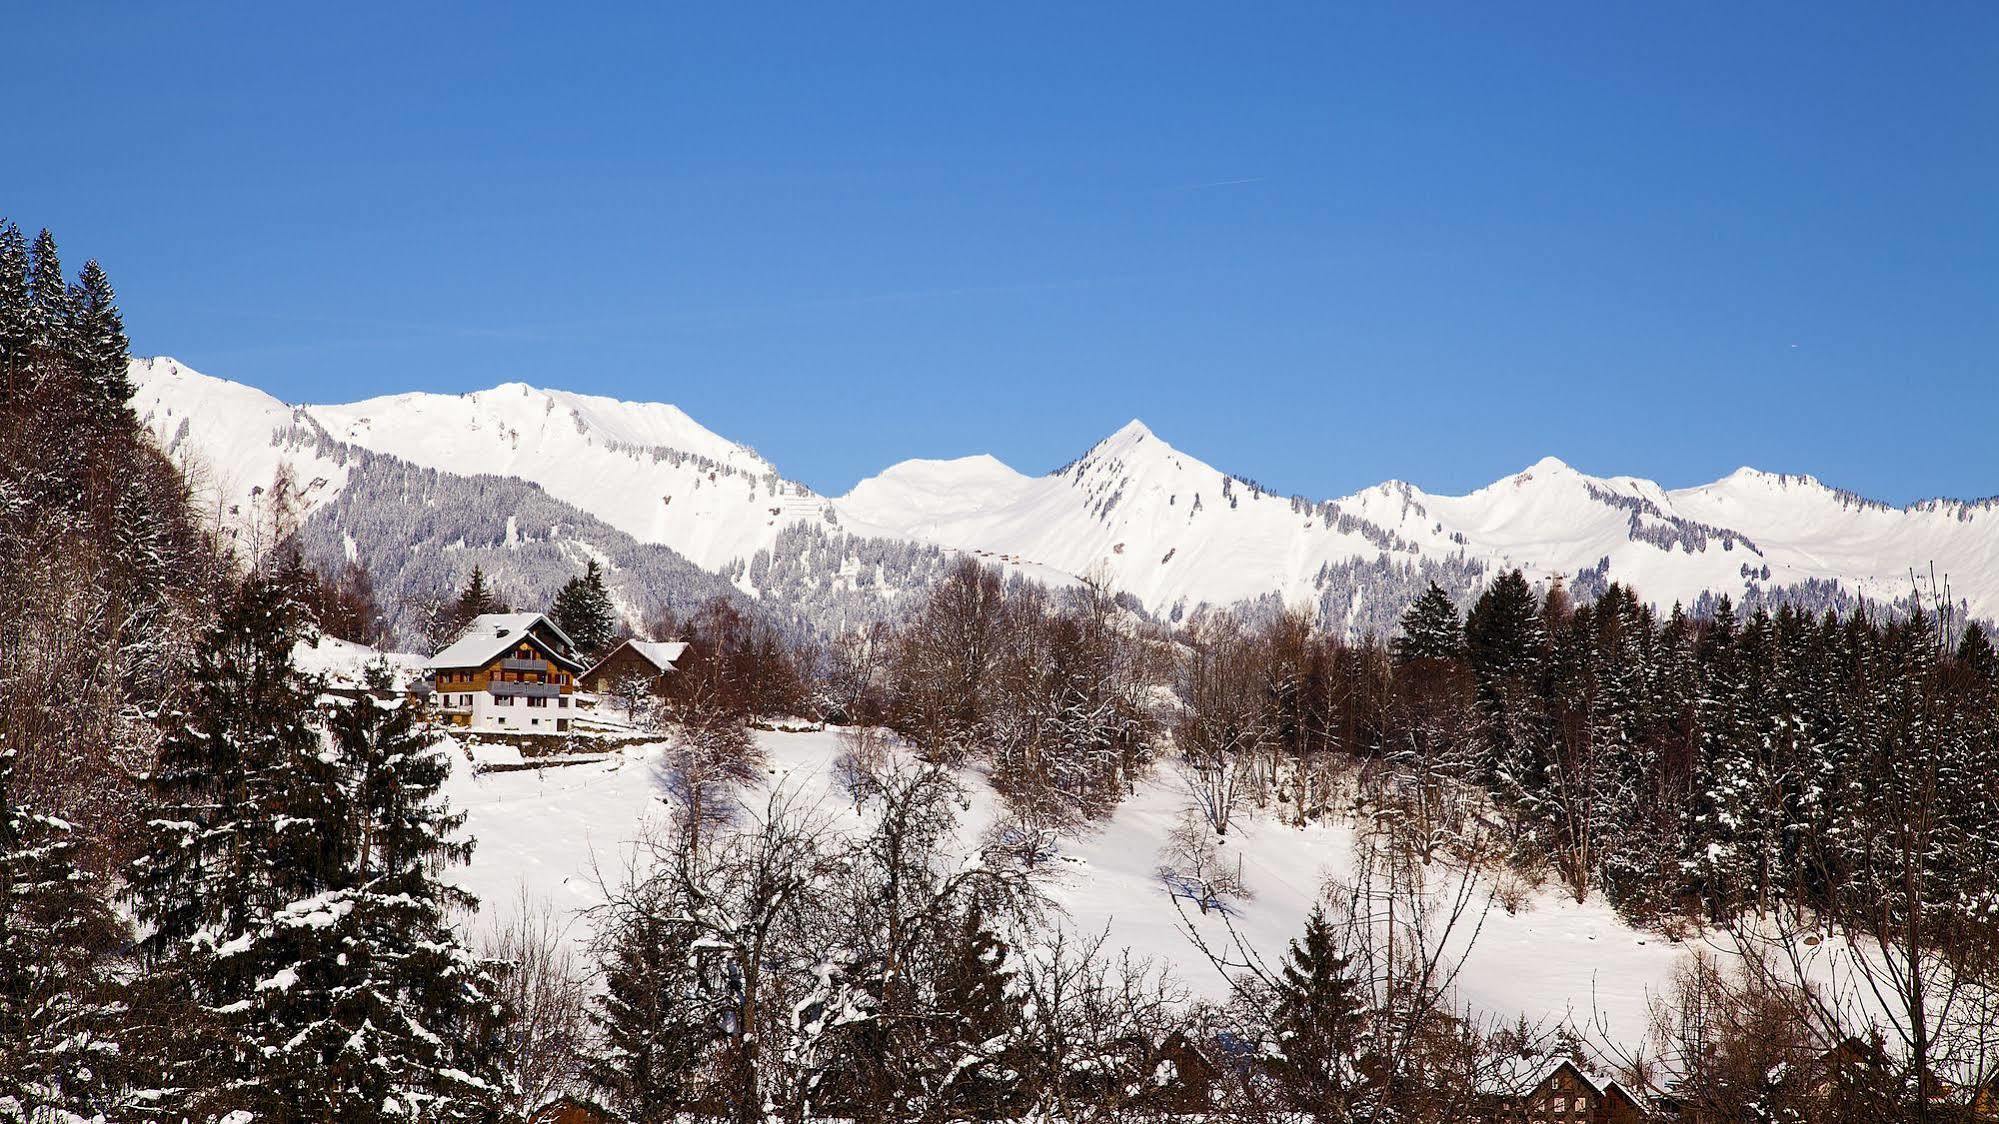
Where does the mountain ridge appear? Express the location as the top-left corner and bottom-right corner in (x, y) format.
(128, 357), (1997, 633)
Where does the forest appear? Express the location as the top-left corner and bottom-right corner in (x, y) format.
(4, 224), (1999, 1122)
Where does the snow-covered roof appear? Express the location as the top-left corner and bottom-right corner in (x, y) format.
(428, 613), (583, 671)
(585, 638), (688, 679)
(626, 640), (688, 672)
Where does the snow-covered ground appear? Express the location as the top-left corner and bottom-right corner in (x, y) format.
(444, 726), (1693, 1050)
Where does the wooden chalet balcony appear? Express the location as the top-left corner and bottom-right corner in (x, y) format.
(488, 681), (560, 698)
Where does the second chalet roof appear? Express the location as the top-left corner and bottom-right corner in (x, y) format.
(626, 640), (688, 672)
(429, 613), (584, 672)
(585, 638), (688, 679)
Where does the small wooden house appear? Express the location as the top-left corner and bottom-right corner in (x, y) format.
(1512, 1059), (1646, 1124)
(427, 612), (584, 733)
(581, 637), (688, 695)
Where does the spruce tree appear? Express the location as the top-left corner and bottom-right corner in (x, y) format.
(126, 571), (330, 1115)
(1956, 623), (1996, 681)
(258, 662), (506, 1121)
(24, 229), (74, 361)
(1391, 582), (1464, 664)
(1261, 904), (1371, 1112)
(1464, 569), (1545, 684)
(551, 559), (616, 657)
(0, 744), (129, 1118)
(0, 222), (28, 381)
(70, 259), (133, 428)
(459, 565), (502, 619)
(934, 902), (1027, 1117)
(587, 886), (714, 1123)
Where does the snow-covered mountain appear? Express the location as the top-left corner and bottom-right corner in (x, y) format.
(130, 357), (1999, 631)
(132, 357), (837, 574)
(844, 422), (1999, 626)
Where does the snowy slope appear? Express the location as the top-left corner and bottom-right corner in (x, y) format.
(129, 359), (840, 575)
(128, 356), (354, 541)
(306, 383), (837, 572)
(446, 727), (1693, 1050)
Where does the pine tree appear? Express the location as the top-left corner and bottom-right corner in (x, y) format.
(70, 259), (133, 428)
(256, 662), (507, 1121)
(24, 229), (74, 362)
(0, 223), (28, 383)
(1391, 582), (1464, 664)
(551, 559), (616, 657)
(0, 743), (130, 1119)
(1261, 904), (1371, 1113)
(126, 572), (331, 1115)
(587, 884), (715, 1123)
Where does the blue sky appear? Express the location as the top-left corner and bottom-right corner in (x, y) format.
(9, 4), (1996, 501)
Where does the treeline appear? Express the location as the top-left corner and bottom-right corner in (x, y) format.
(1168, 570), (1999, 935)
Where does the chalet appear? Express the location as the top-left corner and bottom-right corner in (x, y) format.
(1511, 1059), (1646, 1124)
(580, 637), (689, 695)
(427, 612), (584, 733)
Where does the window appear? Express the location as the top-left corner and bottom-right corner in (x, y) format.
(556, 719), (569, 732)
(558, 697), (568, 708)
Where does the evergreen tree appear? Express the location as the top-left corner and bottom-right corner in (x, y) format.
(551, 559), (617, 657)
(1261, 904), (1371, 1113)
(1687, 597), (1752, 917)
(0, 744), (129, 1119)
(257, 662), (507, 1121)
(70, 259), (133, 427)
(1956, 623), (1996, 681)
(459, 565), (503, 619)
(0, 223), (28, 382)
(1391, 582), (1464, 664)
(24, 229), (74, 361)
(432, 565), (507, 647)
(126, 572), (330, 1115)
(1464, 569), (1546, 685)
(587, 884), (716, 1123)
(933, 902), (1028, 1117)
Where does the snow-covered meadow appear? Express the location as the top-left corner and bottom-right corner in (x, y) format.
(443, 726), (1696, 1051)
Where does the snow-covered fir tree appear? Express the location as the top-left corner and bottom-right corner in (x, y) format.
(0, 744), (129, 1121)
(259, 661), (507, 1121)
(1260, 904), (1372, 1115)
(550, 558), (617, 657)
(1391, 581), (1465, 664)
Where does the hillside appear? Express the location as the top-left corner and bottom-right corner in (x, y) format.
(445, 726), (1689, 1051)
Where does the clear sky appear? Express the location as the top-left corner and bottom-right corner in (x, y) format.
(8, 4), (1996, 502)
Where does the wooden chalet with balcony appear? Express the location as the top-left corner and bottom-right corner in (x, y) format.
(427, 612), (585, 733)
